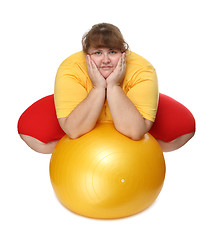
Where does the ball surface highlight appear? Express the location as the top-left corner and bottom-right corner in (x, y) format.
(50, 123), (165, 219)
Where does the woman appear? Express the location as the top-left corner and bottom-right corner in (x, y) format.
(18, 23), (195, 153)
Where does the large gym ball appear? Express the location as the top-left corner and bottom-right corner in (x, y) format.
(50, 123), (165, 219)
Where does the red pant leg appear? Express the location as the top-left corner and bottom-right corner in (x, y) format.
(149, 93), (196, 142)
(17, 95), (65, 143)
(18, 93), (196, 144)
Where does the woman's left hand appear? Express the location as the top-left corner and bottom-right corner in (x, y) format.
(106, 53), (126, 88)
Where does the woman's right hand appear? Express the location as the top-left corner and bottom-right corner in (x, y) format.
(86, 55), (107, 89)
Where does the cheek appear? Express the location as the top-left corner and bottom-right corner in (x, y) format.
(90, 57), (100, 67)
(112, 56), (122, 67)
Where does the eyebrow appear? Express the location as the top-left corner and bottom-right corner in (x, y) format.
(91, 48), (116, 52)
(88, 48), (118, 55)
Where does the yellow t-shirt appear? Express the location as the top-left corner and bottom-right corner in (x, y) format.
(54, 51), (158, 122)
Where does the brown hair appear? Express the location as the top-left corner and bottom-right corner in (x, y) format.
(82, 23), (129, 54)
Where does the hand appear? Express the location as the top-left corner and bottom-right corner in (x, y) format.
(106, 53), (126, 88)
(86, 55), (107, 89)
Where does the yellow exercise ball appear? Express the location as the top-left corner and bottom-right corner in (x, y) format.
(50, 123), (165, 219)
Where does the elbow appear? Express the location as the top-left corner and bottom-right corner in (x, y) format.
(130, 131), (147, 141)
(67, 131), (82, 140)
(115, 121), (152, 141)
(130, 135), (143, 141)
(67, 128), (93, 139)
(115, 125), (147, 141)
(58, 118), (84, 139)
(130, 119), (153, 141)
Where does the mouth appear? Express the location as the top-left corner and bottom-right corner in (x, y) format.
(100, 66), (113, 70)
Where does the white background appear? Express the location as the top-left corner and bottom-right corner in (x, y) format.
(1, 0), (215, 239)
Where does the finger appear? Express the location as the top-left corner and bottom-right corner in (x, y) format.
(86, 55), (92, 69)
(88, 57), (99, 71)
(87, 56), (98, 74)
(120, 53), (126, 67)
(115, 56), (122, 70)
(90, 58), (97, 69)
(118, 54), (125, 71)
(123, 53), (126, 63)
(122, 53), (126, 69)
(121, 53), (126, 64)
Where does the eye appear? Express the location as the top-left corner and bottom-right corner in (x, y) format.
(95, 51), (102, 55)
(109, 50), (117, 54)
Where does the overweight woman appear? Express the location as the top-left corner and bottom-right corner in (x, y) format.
(18, 23), (195, 153)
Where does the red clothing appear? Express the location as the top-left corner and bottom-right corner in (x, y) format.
(17, 93), (195, 143)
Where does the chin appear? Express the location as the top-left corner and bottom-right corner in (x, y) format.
(101, 71), (112, 79)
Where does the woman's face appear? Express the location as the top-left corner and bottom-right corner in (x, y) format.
(88, 47), (122, 78)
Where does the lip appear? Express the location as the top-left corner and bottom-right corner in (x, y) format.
(100, 66), (113, 70)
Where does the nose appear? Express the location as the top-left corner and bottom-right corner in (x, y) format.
(102, 53), (111, 63)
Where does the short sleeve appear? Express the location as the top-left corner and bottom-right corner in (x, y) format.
(54, 63), (88, 118)
(126, 69), (158, 122)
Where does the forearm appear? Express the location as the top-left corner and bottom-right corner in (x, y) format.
(59, 87), (105, 138)
(107, 85), (152, 140)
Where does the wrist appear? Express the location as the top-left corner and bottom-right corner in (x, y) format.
(93, 86), (106, 94)
(92, 79), (107, 89)
(92, 86), (106, 96)
(107, 84), (121, 91)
